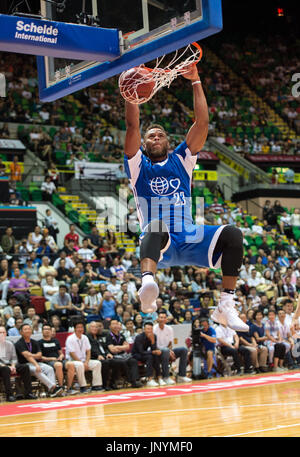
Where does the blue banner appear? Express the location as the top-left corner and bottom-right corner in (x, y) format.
(0, 14), (120, 61)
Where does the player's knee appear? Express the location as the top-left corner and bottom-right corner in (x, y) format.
(145, 219), (168, 235)
(223, 225), (243, 248)
(140, 219), (169, 262)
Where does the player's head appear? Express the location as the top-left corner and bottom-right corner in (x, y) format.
(143, 124), (169, 161)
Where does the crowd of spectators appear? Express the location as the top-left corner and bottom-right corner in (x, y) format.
(0, 193), (300, 399)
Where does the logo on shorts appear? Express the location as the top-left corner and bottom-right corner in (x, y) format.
(149, 177), (180, 196)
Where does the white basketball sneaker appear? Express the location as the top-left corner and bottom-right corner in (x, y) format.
(138, 274), (158, 313)
(212, 292), (249, 332)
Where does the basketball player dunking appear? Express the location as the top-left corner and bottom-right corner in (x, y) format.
(122, 64), (248, 332)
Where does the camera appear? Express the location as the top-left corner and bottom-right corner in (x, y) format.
(192, 326), (204, 351)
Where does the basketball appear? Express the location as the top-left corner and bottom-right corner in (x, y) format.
(119, 67), (155, 104)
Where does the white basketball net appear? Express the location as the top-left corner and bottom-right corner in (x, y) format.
(119, 42), (202, 104)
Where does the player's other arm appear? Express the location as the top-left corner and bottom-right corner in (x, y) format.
(124, 101), (141, 159)
(183, 65), (209, 155)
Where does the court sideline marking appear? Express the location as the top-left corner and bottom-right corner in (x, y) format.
(1, 401), (300, 430)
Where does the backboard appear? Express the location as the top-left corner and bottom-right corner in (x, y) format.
(37, 0), (222, 101)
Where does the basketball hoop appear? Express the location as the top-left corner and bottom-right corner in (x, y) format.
(119, 42), (203, 104)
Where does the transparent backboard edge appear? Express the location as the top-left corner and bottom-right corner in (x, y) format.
(37, 0), (222, 102)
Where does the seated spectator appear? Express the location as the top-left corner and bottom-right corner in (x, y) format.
(31, 315), (43, 334)
(110, 257), (126, 281)
(123, 319), (137, 343)
(0, 258), (10, 302)
(2, 297), (22, 325)
(69, 266), (89, 293)
(56, 259), (72, 283)
(116, 282), (135, 305)
(10, 155), (22, 183)
(41, 175), (56, 201)
(39, 323), (78, 396)
(50, 315), (65, 333)
(87, 226), (103, 251)
(84, 285), (102, 316)
(127, 257), (142, 281)
(99, 290), (117, 323)
(237, 313), (268, 373)
(69, 283), (85, 318)
(15, 323), (63, 397)
(65, 321), (103, 393)
(64, 224), (80, 249)
(42, 275), (59, 302)
(27, 226), (43, 253)
(191, 317), (216, 379)
(106, 319), (142, 388)
(264, 309), (287, 371)
(23, 306), (38, 327)
(7, 316), (24, 336)
(1, 227), (16, 255)
(44, 209), (59, 242)
(247, 269), (264, 288)
(8, 268), (30, 309)
(78, 238), (97, 262)
(42, 228), (58, 253)
(169, 299), (185, 324)
(216, 323), (254, 375)
(132, 321), (164, 387)
(50, 284), (75, 330)
(97, 257), (113, 282)
(154, 311), (191, 384)
(86, 321), (118, 391)
(39, 256), (57, 280)
(53, 251), (75, 271)
(277, 309), (295, 369)
(106, 275), (121, 299)
(0, 325), (37, 401)
(23, 258), (40, 286)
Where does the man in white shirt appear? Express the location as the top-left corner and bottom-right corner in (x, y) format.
(53, 251), (75, 271)
(283, 299), (295, 328)
(279, 211), (292, 235)
(247, 269), (264, 288)
(77, 239), (96, 262)
(239, 262), (254, 282)
(216, 324), (244, 374)
(65, 321), (103, 393)
(42, 275), (59, 302)
(153, 311), (191, 385)
(41, 176), (56, 201)
(106, 276), (121, 298)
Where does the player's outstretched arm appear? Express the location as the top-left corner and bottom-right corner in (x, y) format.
(183, 64), (209, 155)
(124, 101), (141, 159)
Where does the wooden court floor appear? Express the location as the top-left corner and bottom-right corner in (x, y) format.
(1, 374), (300, 437)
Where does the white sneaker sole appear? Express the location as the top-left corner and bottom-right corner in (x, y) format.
(211, 307), (227, 326)
(138, 282), (158, 313)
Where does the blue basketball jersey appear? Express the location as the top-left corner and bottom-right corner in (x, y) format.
(124, 141), (197, 235)
(124, 141), (226, 269)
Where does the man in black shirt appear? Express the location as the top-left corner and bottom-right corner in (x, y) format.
(15, 323), (63, 397)
(106, 319), (142, 388)
(39, 323), (78, 395)
(132, 321), (163, 387)
(87, 321), (119, 390)
(87, 226), (103, 251)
